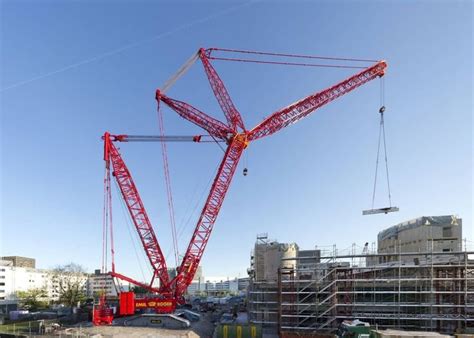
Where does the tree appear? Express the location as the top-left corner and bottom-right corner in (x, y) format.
(130, 286), (148, 294)
(16, 288), (49, 310)
(51, 263), (87, 307)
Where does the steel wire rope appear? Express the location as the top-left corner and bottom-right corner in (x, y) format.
(380, 78), (393, 207)
(209, 48), (379, 63)
(112, 177), (151, 283)
(164, 160), (221, 262)
(102, 167), (109, 274)
(157, 101), (180, 268)
(207, 56), (369, 69)
(371, 77), (392, 209)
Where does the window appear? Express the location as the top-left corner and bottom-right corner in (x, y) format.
(442, 248), (451, 252)
(0, 282), (4, 286)
(443, 227), (452, 238)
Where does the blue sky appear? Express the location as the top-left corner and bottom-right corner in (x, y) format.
(1, 0), (472, 281)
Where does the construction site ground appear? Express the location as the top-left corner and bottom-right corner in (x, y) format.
(56, 312), (215, 338)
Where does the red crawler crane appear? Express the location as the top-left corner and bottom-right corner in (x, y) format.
(100, 48), (387, 317)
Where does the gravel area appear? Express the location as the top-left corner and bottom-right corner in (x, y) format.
(56, 313), (215, 338)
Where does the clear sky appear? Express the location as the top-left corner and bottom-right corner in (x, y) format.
(1, 0), (472, 282)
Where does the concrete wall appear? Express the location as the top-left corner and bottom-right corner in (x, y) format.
(86, 273), (117, 297)
(253, 241), (298, 282)
(1, 256), (35, 269)
(378, 215), (463, 264)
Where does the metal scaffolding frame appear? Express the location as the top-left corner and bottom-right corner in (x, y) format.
(248, 248), (474, 334)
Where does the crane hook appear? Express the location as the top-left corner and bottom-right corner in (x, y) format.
(243, 168), (248, 176)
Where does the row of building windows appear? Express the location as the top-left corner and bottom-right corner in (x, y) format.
(92, 286), (114, 290)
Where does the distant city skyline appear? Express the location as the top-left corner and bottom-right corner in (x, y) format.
(1, 1), (472, 280)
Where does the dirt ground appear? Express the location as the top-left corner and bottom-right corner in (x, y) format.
(61, 326), (202, 337)
(56, 313), (215, 338)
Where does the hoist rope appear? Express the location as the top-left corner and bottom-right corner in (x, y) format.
(113, 178), (151, 282)
(207, 56), (368, 69)
(371, 116), (382, 209)
(157, 101), (180, 267)
(164, 160), (220, 261)
(107, 167), (115, 273)
(101, 165), (115, 295)
(102, 167), (109, 274)
(371, 77), (392, 209)
(207, 48), (378, 69)
(208, 48), (379, 62)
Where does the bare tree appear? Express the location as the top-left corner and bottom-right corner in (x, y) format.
(50, 263), (87, 307)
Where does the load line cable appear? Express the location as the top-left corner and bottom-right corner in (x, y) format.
(113, 178), (151, 282)
(380, 78), (393, 207)
(207, 48), (379, 69)
(371, 77), (392, 209)
(208, 47), (379, 63)
(157, 100), (180, 267)
(371, 113), (383, 209)
(102, 167), (109, 274)
(107, 167), (116, 273)
(164, 160), (220, 261)
(101, 166), (113, 295)
(207, 56), (368, 69)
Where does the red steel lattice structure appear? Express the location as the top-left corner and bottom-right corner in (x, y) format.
(104, 134), (170, 294)
(103, 47), (387, 312)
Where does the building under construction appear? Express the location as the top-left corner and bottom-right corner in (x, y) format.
(247, 216), (474, 335)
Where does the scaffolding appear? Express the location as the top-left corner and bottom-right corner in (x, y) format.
(248, 248), (474, 335)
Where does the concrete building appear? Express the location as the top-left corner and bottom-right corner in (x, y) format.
(86, 270), (118, 297)
(248, 216), (472, 335)
(248, 236), (318, 326)
(295, 249), (321, 279)
(0, 259), (91, 309)
(0, 260), (49, 302)
(185, 266), (206, 296)
(0, 261), (8, 301)
(186, 280), (205, 295)
(377, 215), (463, 264)
(202, 278), (239, 296)
(1, 256), (35, 269)
(249, 234), (298, 282)
(215, 279), (239, 293)
(237, 277), (250, 291)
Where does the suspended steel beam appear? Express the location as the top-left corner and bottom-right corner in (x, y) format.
(362, 206), (399, 215)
